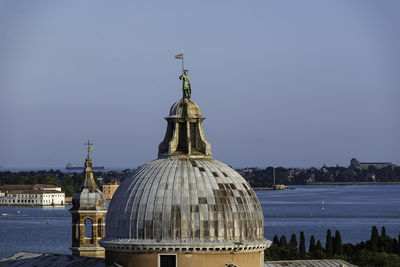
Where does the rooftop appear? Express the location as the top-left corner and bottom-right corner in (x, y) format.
(0, 184), (63, 194)
(0, 184), (60, 190)
(0, 189), (63, 194)
(264, 259), (356, 267)
(0, 251), (105, 267)
(0, 252), (357, 267)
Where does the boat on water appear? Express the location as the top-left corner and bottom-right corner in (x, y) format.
(1, 213), (7, 216)
(322, 200), (325, 212)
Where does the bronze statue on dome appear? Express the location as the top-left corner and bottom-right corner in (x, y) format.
(179, 69), (191, 99)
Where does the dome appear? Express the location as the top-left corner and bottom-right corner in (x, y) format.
(169, 98), (202, 118)
(102, 157), (266, 252)
(101, 71), (267, 255)
(71, 156), (106, 211)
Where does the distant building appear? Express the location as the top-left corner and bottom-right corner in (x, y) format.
(288, 168), (303, 177)
(102, 181), (120, 200)
(0, 184), (65, 206)
(350, 158), (396, 170)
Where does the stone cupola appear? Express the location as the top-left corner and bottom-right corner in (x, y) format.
(71, 156), (106, 210)
(158, 97), (211, 159)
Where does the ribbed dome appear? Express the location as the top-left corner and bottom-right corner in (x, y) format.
(102, 158), (266, 251)
(169, 98), (202, 118)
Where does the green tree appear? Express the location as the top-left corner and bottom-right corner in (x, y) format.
(315, 240), (324, 259)
(286, 234), (299, 260)
(370, 226), (379, 252)
(398, 233), (400, 256)
(325, 229), (333, 257)
(309, 235), (316, 255)
(289, 234), (298, 249)
(299, 231), (306, 259)
(392, 238), (398, 254)
(381, 226), (387, 238)
(279, 235), (287, 247)
(273, 235), (279, 246)
(334, 230), (342, 255)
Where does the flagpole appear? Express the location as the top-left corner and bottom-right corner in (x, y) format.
(175, 52), (184, 74)
(182, 54), (184, 75)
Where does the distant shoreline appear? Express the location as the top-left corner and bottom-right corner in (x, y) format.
(253, 182), (400, 190)
(305, 181), (400, 185)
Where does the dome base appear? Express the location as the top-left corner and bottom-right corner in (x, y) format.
(100, 238), (270, 253)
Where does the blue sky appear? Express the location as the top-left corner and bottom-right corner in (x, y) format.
(0, 0), (399, 169)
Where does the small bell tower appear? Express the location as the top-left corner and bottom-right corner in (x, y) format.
(69, 141), (106, 258)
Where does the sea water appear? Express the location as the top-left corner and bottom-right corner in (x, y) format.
(260, 184), (400, 245)
(0, 184), (399, 259)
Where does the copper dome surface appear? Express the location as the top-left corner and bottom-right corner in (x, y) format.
(102, 157), (266, 251)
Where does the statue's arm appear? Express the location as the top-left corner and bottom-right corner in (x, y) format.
(179, 75), (183, 80)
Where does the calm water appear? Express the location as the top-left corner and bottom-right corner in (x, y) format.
(0, 185), (399, 259)
(260, 185), (400, 246)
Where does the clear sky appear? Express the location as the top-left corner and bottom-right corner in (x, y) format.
(0, 0), (399, 169)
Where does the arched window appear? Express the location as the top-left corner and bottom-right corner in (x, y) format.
(97, 219), (102, 237)
(84, 218), (93, 239)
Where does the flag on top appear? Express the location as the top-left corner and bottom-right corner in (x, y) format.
(89, 146), (94, 152)
(175, 53), (183, 59)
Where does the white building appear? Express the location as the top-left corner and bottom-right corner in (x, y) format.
(0, 184), (65, 206)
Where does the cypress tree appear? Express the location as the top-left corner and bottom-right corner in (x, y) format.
(398, 233), (400, 256)
(381, 226), (387, 238)
(334, 230), (342, 255)
(315, 240), (324, 259)
(289, 234), (298, 249)
(392, 238), (398, 254)
(309, 235), (316, 255)
(273, 235), (279, 246)
(370, 226), (379, 252)
(325, 229), (333, 257)
(285, 234), (299, 260)
(379, 226), (388, 252)
(299, 231), (306, 259)
(279, 235), (287, 247)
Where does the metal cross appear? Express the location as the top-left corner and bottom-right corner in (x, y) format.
(84, 140), (93, 157)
